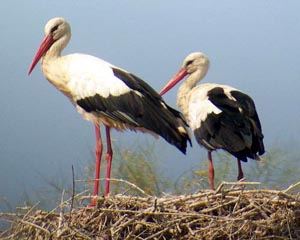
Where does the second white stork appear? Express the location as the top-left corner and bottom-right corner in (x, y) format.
(28, 17), (191, 205)
(160, 52), (265, 189)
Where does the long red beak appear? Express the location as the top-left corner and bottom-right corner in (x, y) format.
(159, 68), (188, 96)
(28, 35), (54, 75)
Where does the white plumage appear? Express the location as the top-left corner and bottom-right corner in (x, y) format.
(160, 52), (264, 189)
(28, 17), (191, 205)
(187, 83), (222, 130)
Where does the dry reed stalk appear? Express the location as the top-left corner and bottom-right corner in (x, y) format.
(1, 181), (299, 239)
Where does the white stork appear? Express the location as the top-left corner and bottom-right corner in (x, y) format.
(160, 52), (264, 189)
(28, 17), (191, 205)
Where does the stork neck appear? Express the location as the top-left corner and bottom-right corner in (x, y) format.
(43, 34), (70, 62)
(40, 34), (71, 96)
(177, 69), (206, 114)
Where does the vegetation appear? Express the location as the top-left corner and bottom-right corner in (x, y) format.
(84, 141), (170, 197)
(1, 141), (299, 212)
(1, 141), (300, 238)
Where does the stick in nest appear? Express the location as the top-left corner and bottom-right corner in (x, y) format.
(215, 181), (261, 193)
(2, 181), (300, 239)
(76, 177), (151, 197)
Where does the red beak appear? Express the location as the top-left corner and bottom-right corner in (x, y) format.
(159, 68), (188, 96)
(28, 35), (54, 75)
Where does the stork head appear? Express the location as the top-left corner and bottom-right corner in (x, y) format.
(28, 17), (71, 75)
(160, 52), (210, 96)
(182, 52), (210, 75)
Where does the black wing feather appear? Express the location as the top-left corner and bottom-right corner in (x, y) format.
(194, 87), (264, 161)
(77, 68), (191, 154)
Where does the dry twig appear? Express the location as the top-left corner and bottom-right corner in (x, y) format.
(1, 181), (300, 239)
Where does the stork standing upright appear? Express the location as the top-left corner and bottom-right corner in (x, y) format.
(160, 52), (264, 189)
(28, 17), (191, 205)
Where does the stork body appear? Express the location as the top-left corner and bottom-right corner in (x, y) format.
(160, 52), (264, 189)
(28, 17), (191, 205)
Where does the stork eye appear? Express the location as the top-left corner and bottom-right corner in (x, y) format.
(186, 60), (193, 66)
(51, 24), (59, 34)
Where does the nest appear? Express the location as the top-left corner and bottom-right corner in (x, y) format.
(1, 181), (300, 239)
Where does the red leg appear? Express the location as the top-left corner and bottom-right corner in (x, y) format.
(104, 126), (113, 196)
(208, 151), (215, 190)
(237, 159), (244, 181)
(90, 123), (103, 206)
